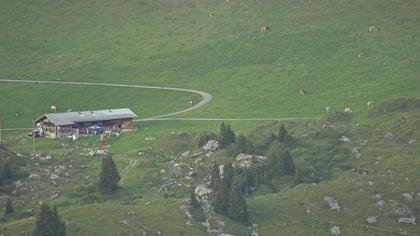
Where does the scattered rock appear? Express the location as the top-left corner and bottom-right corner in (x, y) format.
(305, 206), (312, 215)
(391, 205), (412, 217)
(144, 137), (157, 141)
(180, 151), (191, 159)
(403, 193), (413, 202)
(324, 196), (340, 212)
(205, 152), (215, 158)
(377, 200), (385, 209)
(330, 225), (341, 235)
(367, 216), (379, 224)
(203, 140), (219, 152)
(195, 184), (212, 201)
(368, 181), (376, 186)
(398, 216), (416, 225)
(384, 132), (394, 140)
(29, 173), (41, 180)
(338, 136), (350, 142)
(234, 153), (266, 169)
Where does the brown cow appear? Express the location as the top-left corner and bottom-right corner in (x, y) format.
(260, 25), (270, 32)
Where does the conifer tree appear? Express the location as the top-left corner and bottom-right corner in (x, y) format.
(190, 187), (200, 209)
(212, 178), (229, 215)
(266, 143), (295, 179)
(278, 124), (288, 143)
(222, 163), (235, 188)
(219, 123), (236, 148)
(33, 203), (66, 236)
(266, 143), (283, 179)
(210, 163), (220, 189)
(99, 155), (121, 194)
(281, 150), (295, 176)
(210, 163), (230, 215)
(1, 162), (12, 180)
(232, 135), (255, 156)
(228, 178), (249, 223)
(4, 197), (14, 215)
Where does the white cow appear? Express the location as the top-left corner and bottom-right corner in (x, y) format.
(50, 105), (57, 112)
(325, 106), (331, 113)
(367, 101), (374, 108)
(344, 107), (352, 113)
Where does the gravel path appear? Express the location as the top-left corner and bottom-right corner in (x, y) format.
(0, 79), (212, 120)
(0, 79), (319, 130)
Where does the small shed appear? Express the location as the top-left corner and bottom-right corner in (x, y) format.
(34, 108), (138, 139)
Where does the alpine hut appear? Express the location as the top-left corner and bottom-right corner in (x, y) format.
(34, 108), (137, 139)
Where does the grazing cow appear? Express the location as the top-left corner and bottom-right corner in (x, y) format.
(369, 26), (379, 33)
(300, 89), (307, 96)
(325, 106), (331, 113)
(15, 112), (19, 117)
(367, 101), (374, 108)
(400, 116), (407, 123)
(344, 107), (352, 113)
(188, 101), (193, 107)
(260, 25), (270, 32)
(358, 52), (364, 58)
(50, 105), (57, 112)
(209, 12), (214, 17)
(67, 109), (72, 112)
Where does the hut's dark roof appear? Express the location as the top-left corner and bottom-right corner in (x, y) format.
(35, 108), (138, 126)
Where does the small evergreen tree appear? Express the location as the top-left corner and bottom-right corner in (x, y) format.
(190, 187), (200, 209)
(210, 163), (220, 189)
(4, 197), (14, 215)
(212, 179), (230, 215)
(219, 123), (236, 148)
(266, 143), (295, 179)
(33, 203), (66, 236)
(232, 135), (255, 156)
(266, 143), (283, 179)
(222, 163), (235, 188)
(1, 162), (12, 180)
(282, 150), (295, 176)
(278, 124), (288, 143)
(211, 164), (230, 215)
(228, 178), (249, 223)
(99, 155), (121, 194)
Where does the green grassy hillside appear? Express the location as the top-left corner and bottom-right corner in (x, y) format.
(1, 0), (419, 124)
(1, 0), (419, 235)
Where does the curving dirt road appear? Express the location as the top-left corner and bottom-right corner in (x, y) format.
(0, 79), (212, 121)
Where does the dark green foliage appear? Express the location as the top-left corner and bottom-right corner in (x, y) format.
(190, 187), (200, 209)
(197, 132), (217, 147)
(219, 123), (236, 148)
(191, 206), (206, 222)
(210, 163), (220, 189)
(282, 151), (295, 176)
(211, 168), (230, 215)
(278, 125), (289, 143)
(266, 143), (295, 179)
(232, 135), (255, 156)
(222, 163), (235, 188)
(99, 155), (121, 194)
(4, 197), (14, 215)
(33, 203), (66, 236)
(1, 162), (12, 180)
(228, 178), (249, 223)
(232, 169), (250, 194)
(294, 166), (320, 184)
